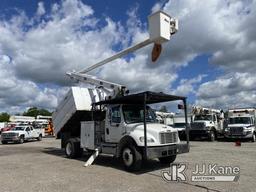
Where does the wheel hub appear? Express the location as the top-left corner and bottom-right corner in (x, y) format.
(122, 148), (133, 166)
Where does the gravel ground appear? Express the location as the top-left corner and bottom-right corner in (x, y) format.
(0, 137), (255, 192)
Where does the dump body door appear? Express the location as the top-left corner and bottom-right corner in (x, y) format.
(105, 105), (123, 143)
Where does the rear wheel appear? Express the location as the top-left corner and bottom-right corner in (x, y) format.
(121, 144), (142, 171)
(37, 134), (42, 141)
(65, 139), (83, 158)
(159, 155), (176, 164)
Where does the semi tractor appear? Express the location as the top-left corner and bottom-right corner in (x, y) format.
(225, 108), (256, 142)
(190, 106), (225, 141)
(53, 11), (190, 171)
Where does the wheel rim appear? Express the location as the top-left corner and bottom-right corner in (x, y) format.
(122, 148), (134, 167)
(211, 132), (215, 140)
(66, 143), (72, 156)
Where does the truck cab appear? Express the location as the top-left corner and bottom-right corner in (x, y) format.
(190, 107), (224, 141)
(55, 90), (190, 171)
(225, 110), (256, 142)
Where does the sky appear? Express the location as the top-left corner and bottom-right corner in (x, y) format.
(0, 0), (256, 113)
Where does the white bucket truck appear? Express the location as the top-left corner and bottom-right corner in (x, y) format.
(190, 106), (224, 141)
(53, 11), (189, 171)
(225, 108), (256, 142)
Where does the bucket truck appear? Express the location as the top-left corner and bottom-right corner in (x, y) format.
(190, 106), (225, 141)
(53, 11), (190, 171)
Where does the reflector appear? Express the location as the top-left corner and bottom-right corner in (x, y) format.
(151, 43), (162, 62)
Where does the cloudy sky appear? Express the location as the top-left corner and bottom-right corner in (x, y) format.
(0, 0), (255, 113)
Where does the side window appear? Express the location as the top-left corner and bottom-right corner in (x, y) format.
(213, 115), (216, 122)
(30, 127), (33, 131)
(111, 106), (121, 124)
(25, 127), (30, 132)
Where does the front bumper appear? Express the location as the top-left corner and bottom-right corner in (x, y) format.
(1, 136), (20, 142)
(224, 132), (253, 139)
(146, 143), (189, 159)
(190, 129), (210, 138)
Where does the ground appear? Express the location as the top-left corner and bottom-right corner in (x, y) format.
(0, 138), (255, 192)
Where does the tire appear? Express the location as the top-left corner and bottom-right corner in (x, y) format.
(65, 139), (83, 159)
(159, 155), (177, 164)
(37, 134), (42, 141)
(209, 130), (216, 142)
(121, 144), (142, 171)
(19, 136), (24, 144)
(252, 132), (256, 142)
(1, 140), (7, 144)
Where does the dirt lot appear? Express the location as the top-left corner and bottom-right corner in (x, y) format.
(0, 137), (255, 192)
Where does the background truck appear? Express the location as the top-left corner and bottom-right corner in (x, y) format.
(155, 111), (174, 125)
(1, 125), (43, 144)
(53, 11), (189, 171)
(172, 114), (192, 140)
(190, 106), (225, 141)
(225, 108), (256, 142)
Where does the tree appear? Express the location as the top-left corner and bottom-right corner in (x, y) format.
(159, 105), (168, 113)
(0, 112), (10, 122)
(23, 107), (52, 117)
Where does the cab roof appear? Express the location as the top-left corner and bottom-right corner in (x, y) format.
(94, 91), (186, 105)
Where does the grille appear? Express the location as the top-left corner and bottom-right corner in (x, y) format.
(160, 132), (178, 144)
(230, 127), (243, 135)
(1, 133), (17, 138)
(191, 122), (205, 130)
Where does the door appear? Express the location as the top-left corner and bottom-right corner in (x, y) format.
(105, 105), (123, 143)
(25, 127), (32, 139)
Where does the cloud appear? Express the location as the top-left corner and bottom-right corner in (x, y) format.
(196, 72), (256, 108)
(0, 0), (256, 113)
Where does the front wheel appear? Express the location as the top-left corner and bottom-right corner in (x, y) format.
(121, 145), (142, 172)
(252, 132), (256, 142)
(19, 136), (24, 144)
(159, 155), (176, 164)
(209, 131), (216, 142)
(1, 140), (7, 144)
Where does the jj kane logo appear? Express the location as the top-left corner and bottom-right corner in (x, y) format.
(162, 163), (240, 182)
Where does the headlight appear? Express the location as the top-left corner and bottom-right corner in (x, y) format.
(244, 127), (252, 132)
(139, 136), (155, 143)
(15, 133), (19, 136)
(225, 127), (230, 131)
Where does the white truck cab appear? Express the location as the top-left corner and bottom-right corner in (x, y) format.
(53, 90), (190, 171)
(1, 125), (43, 144)
(225, 108), (256, 142)
(190, 107), (224, 141)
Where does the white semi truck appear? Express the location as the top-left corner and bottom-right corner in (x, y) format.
(190, 106), (225, 141)
(225, 108), (256, 142)
(53, 11), (190, 171)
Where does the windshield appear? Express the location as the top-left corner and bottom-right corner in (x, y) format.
(123, 105), (157, 124)
(194, 115), (212, 121)
(229, 117), (251, 124)
(174, 123), (186, 128)
(12, 127), (25, 131)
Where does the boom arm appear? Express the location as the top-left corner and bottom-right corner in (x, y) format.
(67, 11), (178, 99)
(67, 72), (126, 98)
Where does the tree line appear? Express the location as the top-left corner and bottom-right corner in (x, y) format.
(0, 107), (52, 122)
